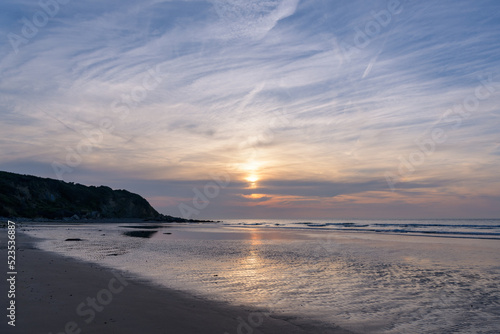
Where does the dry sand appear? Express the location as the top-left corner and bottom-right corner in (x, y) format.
(0, 230), (354, 334)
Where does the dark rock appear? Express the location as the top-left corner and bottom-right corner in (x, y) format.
(123, 230), (158, 238)
(120, 225), (164, 229)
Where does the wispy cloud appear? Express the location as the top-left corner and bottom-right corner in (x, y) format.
(1, 0), (499, 218)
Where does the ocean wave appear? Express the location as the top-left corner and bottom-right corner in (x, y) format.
(244, 219), (500, 239)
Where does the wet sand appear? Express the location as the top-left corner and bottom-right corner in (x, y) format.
(0, 230), (353, 334)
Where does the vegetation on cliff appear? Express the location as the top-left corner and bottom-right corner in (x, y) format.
(0, 171), (182, 220)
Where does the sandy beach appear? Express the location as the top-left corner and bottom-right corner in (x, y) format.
(0, 229), (353, 334)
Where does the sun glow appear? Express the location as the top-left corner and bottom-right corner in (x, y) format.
(245, 175), (259, 183)
(240, 160), (263, 186)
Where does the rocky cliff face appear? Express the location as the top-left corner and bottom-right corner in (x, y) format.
(0, 171), (160, 219)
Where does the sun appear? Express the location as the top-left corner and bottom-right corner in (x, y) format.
(245, 175), (259, 183)
(240, 160), (262, 185)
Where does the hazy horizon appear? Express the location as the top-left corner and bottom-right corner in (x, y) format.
(1, 0), (500, 219)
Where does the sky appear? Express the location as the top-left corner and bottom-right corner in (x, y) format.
(1, 0), (500, 219)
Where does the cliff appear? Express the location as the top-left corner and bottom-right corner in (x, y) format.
(0, 171), (162, 220)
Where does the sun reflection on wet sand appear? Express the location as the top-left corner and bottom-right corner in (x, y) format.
(231, 231), (264, 286)
(221, 230), (294, 307)
(242, 232), (262, 267)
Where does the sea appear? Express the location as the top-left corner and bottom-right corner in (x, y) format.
(23, 219), (500, 333)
